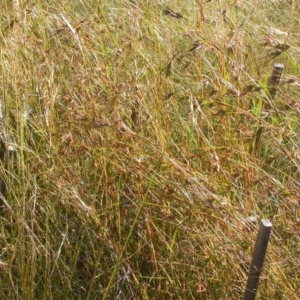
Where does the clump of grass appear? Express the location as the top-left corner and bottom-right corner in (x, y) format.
(0, 0), (300, 299)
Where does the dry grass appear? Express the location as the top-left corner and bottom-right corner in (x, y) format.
(0, 0), (300, 299)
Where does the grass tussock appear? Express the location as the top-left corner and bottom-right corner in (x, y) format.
(0, 0), (300, 299)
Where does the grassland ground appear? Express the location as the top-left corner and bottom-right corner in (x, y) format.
(0, 0), (300, 299)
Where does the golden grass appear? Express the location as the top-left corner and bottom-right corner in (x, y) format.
(0, 0), (300, 298)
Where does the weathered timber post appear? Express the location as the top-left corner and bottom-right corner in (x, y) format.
(243, 219), (272, 300)
(252, 63), (284, 157)
(0, 102), (6, 209)
(0, 99), (16, 211)
(268, 63), (284, 99)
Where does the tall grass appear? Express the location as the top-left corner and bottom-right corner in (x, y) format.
(0, 0), (300, 298)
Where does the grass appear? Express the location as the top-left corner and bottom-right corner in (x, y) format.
(0, 0), (300, 299)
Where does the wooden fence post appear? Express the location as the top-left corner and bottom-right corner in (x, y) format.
(243, 219), (272, 300)
(0, 102), (6, 210)
(252, 63), (284, 157)
(0, 99), (16, 211)
(268, 63), (284, 99)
